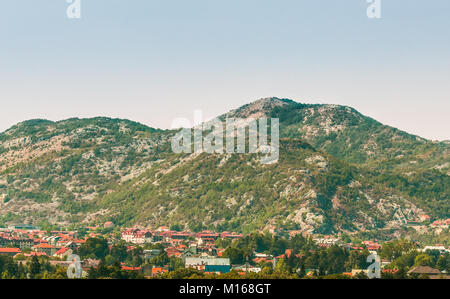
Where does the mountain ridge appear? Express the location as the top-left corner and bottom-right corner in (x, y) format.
(0, 98), (448, 237)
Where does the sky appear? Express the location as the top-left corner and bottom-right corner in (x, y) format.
(0, 0), (449, 140)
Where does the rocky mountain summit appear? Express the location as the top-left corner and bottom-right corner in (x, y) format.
(0, 98), (448, 237)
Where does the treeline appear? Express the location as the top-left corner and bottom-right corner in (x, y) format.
(0, 255), (66, 279)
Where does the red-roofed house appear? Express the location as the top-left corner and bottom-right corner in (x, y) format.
(152, 266), (169, 276)
(54, 247), (72, 259)
(104, 221), (114, 229)
(165, 247), (182, 258)
(0, 248), (21, 256)
(34, 243), (57, 256)
(121, 229), (153, 244)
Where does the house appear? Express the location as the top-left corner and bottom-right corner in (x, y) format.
(253, 257), (273, 264)
(0, 236), (33, 249)
(34, 243), (57, 256)
(407, 266), (441, 277)
(419, 215), (430, 222)
(233, 264), (262, 273)
(170, 232), (191, 240)
(185, 257), (231, 272)
(205, 264), (231, 274)
(0, 247), (21, 256)
(104, 221), (114, 229)
(352, 269), (368, 276)
(143, 249), (161, 261)
(166, 246), (183, 258)
(81, 259), (100, 274)
(431, 220), (447, 227)
(65, 241), (79, 251)
(54, 247), (72, 259)
(421, 246), (450, 254)
(151, 266), (169, 276)
(157, 226), (169, 232)
(121, 228), (153, 244)
(196, 232), (220, 241)
(382, 269), (399, 274)
(314, 237), (339, 246)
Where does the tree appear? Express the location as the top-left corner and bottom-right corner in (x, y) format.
(1, 270), (11, 279)
(168, 257), (184, 271)
(215, 238), (231, 249)
(78, 237), (109, 259)
(346, 249), (370, 270)
(223, 247), (245, 265)
(380, 239), (416, 261)
(29, 255), (41, 278)
(274, 258), (290, 274)
(354, 271), (369, 279)
(170, 224), (184, 231)
(393, 251), (418, 269)
(436, 255), (448, 272)
(95, 259), (110, 278)
(414, 254), (433, 267)
(110, 241), (128, 262)
(150, 252), (169, 267)
(105, 254), (116, 266)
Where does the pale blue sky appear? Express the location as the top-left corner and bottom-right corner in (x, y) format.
(0, 0), (449, 140)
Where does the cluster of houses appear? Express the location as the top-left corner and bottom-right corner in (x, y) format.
(0, 224), (448, 278)
(121, 228), (247, 275)
(430, 219), (450, 228)
(0, 227), (84, 257)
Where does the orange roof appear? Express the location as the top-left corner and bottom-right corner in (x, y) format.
(253, 257), (271, 263)
(152, 267), (168, 274)
(122, 266), (141, 271)
(54, 247), (70, 255)
(34, 243), (55, 249)
(0, 248), (21, 253)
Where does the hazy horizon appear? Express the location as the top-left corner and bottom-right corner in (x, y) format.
(1, 1), (449, 140)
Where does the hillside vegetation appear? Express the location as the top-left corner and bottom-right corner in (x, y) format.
(0, 98), (448, 236)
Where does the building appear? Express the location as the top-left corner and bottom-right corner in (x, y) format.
(34, 243), (57, 256)
(0, 236), (33, 249)
(121, 228), (153, 244)
(205, 264), (231, 274)
(185, 257), (231, 272)
(0, 248), (21, 256)
(143, 249), (161, 261)
(7, 224), (40, 231)
(54, 247), (72, 259)
(421, 246), (450, 254)
(104, 221), (114, 229)
(408, 266), (442, 277)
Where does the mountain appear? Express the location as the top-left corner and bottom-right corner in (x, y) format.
(0, 117), (173, 226)
(224, 97), (449, 170)
(0, 99), (448, 237)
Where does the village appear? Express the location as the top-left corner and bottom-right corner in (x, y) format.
(0, 218), (449, 279)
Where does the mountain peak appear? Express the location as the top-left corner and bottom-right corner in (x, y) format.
(223, 97), (295, 120)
